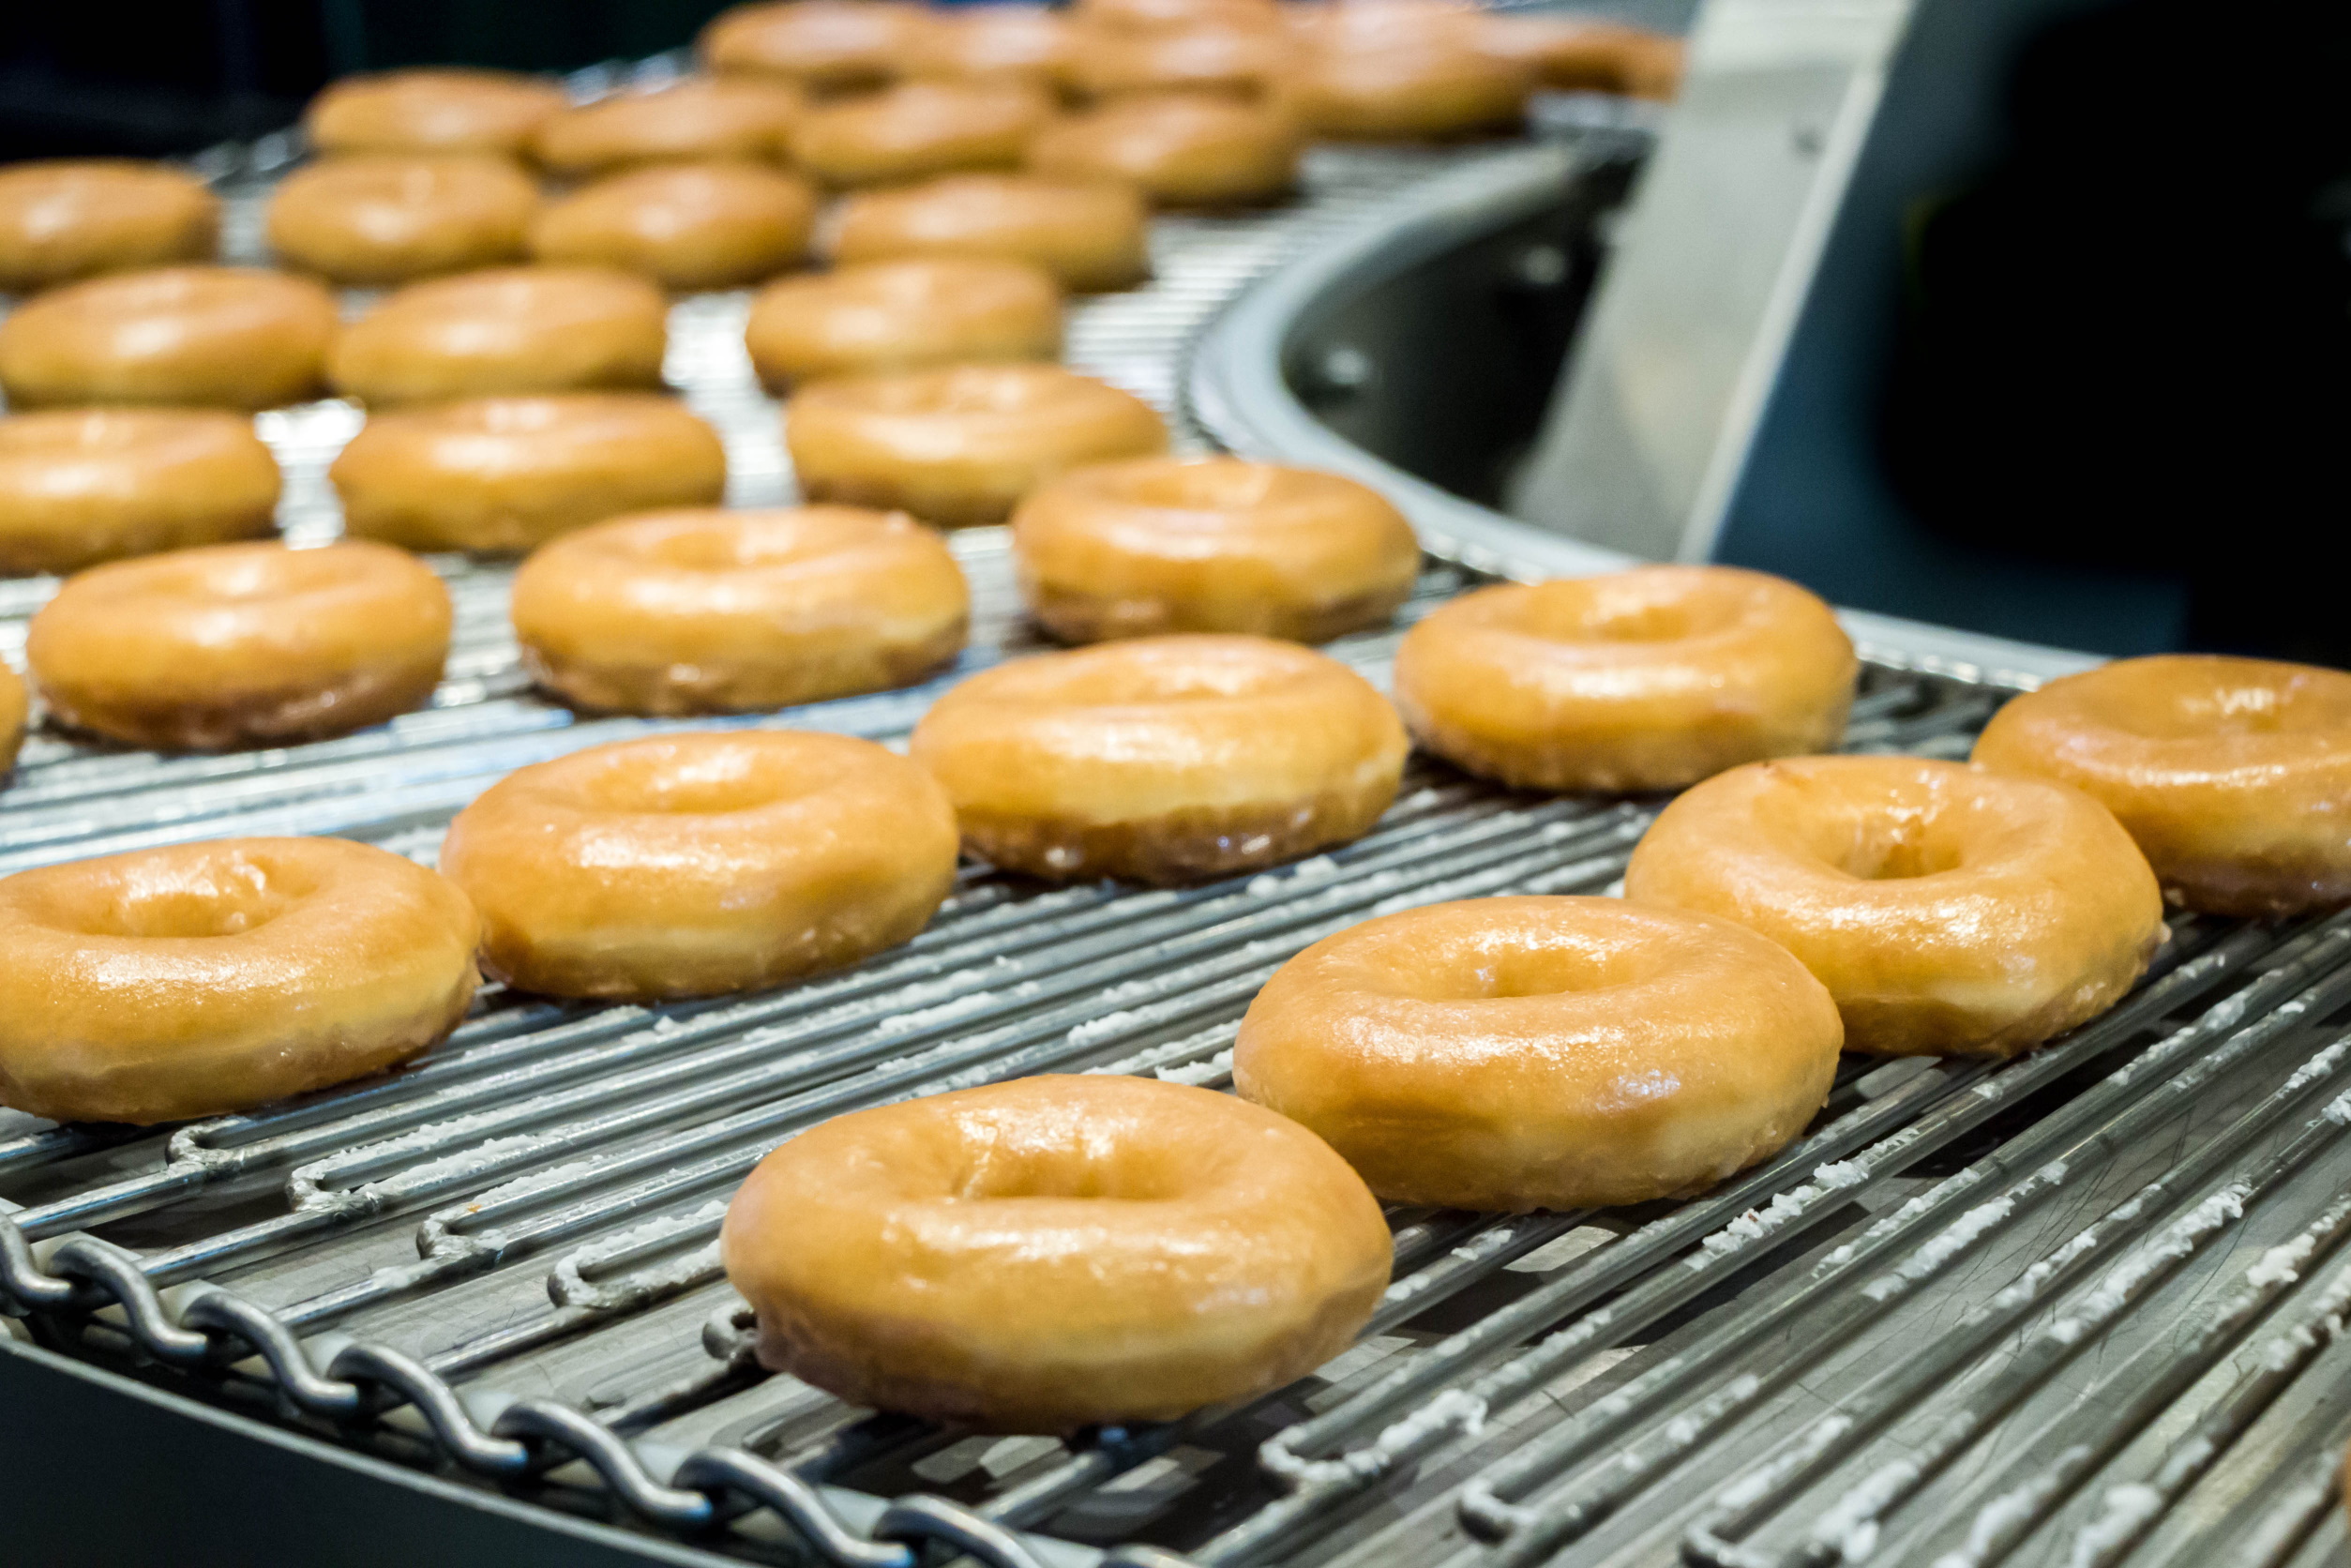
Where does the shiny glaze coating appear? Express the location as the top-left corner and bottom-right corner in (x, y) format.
(1972, 655), (2351, 917)
(1075, 0), (1282, 35)
(529, 164), (819, 291)
(304, 68), (566, 158)
(1623, 755), (2164, 1057)
(1394, 565), (1857, 792)
(907, 7), (1077, 91)
(746, 257), (1062, 387)
(0, 660), (24, 774)
(831, 173), (1151, 292)
(0, 409), (279, 576)
(331, 393), (727, 553)
(1067, 24), (1295, 101)
(0, 160), (219, 294)
(441, 730), (959, 1001)
(700, 0), (929, 95)
(1289, 36), (1531, 140)
(787, 363), (1166, 527)
(27, 540), (452, 752)
(1029, 95), (1300, 206)
(1235, 896), (1844, 1209)
(532, 78), (806, 174)
(910, 632), (1407, 882)
(721, 1073), (1390, 1431)
(1013, 455), (1419, 643)
(265, 155), (537, 285)
(512, 505), (970, 715)
(0, 837), (479, 1125)
(791, 82), (1052, 188)
(0, 265), (335, 411)
(1478, 15), (1684, 98)
(328, 264), (669, 406)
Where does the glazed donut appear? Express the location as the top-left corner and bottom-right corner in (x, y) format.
(532, 77), (804, 175)
(746, 258), (1062, 387)
(907, 7), (1076, 91)
(0, 161), (219, 294)
(328, 265), (669, 406)
(723, 1073), (1390, 1433)
(0, 837), (479, 1126)
(1234, 896), (1844, 1210)
(330, 393), (726, 553)
(1973, 655), (2351, 917)
(1393, 566), (1858, 792)
(1479, 16), (1684, 98)
(0, 409), (279, 576)
(305, 68), (566, 158)
(787, 363), (1166, 527)
(1029, 95), (1300, 206)
(700, 0), (929, 95)
(791, 83), (1052, 188)
(0, 660), (24, 774)
(511, 505), (970, 715)
(1012, 456), (1419, 643)
(265, 155), (538, 286)
(1289, 38), (1531, 140)
(529, 163), (819, 290)
(440, 730), (959, 1001)
(0, 266), (335, 411)
(909, 633), (1408, 882)
(26, 540), (451, 752)
(831, 173), (1151, 292)
(1075, 0), (1282, 35)
(1068, 24), (1295, 101)
(1622, 755), (2164, 1057)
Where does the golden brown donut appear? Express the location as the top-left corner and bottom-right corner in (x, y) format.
(907, 7), (1077, 91)
(910, 633), (1408, 882)
(330, 393), (726, 553)
(700, 0), (929, 95)
(1479, 15), (1684, 98)
(511, 505), (970, 714)
(791, 82), (1053, 188)
(532, 77), (805, 174)
(265, 155), (538, 286)
(304, 68), (566, 158)
(787, 363), (1166, 527)
(0, 660), (24, 774)
(0, 837), (479, 1125)
(1012, 456), (1419, 643)
(529, 163), (819, 290)
(0, 409), (279, 576)
(1029, 94), (1300, 206)
(26, 540), (452, 752)
(746, 257), (1062, 387)
(1394, 566), (1858, 792)
(1622, 755), (2165, 1057)
(831, 173), (1151, 291)
(1076, 0), (1281, 35)
(440, 730), (959, 1001)
(1068, 23), (1295, 100)
(723, 1073), (1390, 1433)
(0, 266), (335, 412)
(0, 161), (219, 294)
(328, 265), (670, 406)
(1972, 655), (2351, 917)
(1289, 37), (1532, 140)
(1234, 896), (1844, 1210)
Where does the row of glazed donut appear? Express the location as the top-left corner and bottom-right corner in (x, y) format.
(3, 443), (1420, 746)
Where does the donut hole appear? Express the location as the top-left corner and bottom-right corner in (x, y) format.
(1032, 640), (1320, 705)
(567, 740), (848, 816)
(946, 1133), (1204, 1204)
(864, 366), (1065, 415)
(1102, 459), (1281, 511)
(48, 850), (317, 939)
(1831, 827), (1968, 882)
(1366, 928), (1669, 1001)
(1505, 579), (1745, 645)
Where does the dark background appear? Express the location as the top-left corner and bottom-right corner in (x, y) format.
(0, 0), (739, 158)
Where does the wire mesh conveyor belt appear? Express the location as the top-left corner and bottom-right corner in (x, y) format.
(8, 89), (2351, 1568)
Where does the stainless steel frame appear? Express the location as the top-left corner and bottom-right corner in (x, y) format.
(6, 72), (2351, 1568)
